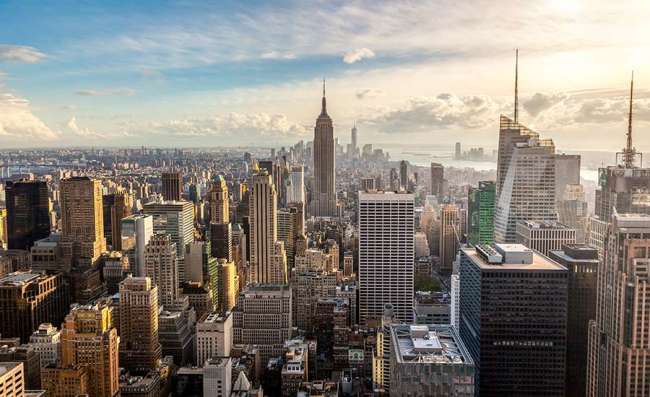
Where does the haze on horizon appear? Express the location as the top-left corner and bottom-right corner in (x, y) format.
(1, 0), (649, 151)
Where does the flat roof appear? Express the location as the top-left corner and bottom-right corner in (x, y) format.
(0, 362), (21, 376)
(463, 247), (566, 271)
(0, 271), (42, 286)
(391, 325), (472, 366)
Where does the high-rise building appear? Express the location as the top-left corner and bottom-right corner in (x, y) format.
(208, 176), (229, 224)
(28, 322), (61, 367)
(467, 181), (495, 246)
(161, 171), (183, 201)
(203, 357), (232, 397)
(143, 201), (194, 259)
(350, 123), (358, 157)
(454, 142), (462, 160)
(292, 270), (337, 330)
(60, 176), (106, 267)
(358, 191), (415, 324)
(430, 163), (444, 197)
(494, 117), (557, 243)
(287, 165), (305, 205)
(216, 259), (238, 313)
(587, 213), (650, 396)
(277, 204), (303, 271)
(120, 214), (154, 276)
(548, 244), (598, 397)
(389, 325), (474, 396)
(269, 241), (288, 285)
(557, 184), (588, 243)
(0, 362), (25, 397)
(439, 204), (459, 274)
(102, 192), (130, 251)
(399, 160), (408, 191)
(0, 271), (69, 343)
(310, 81), (337, 217)
(144, 234), (179, 306)
(210, 222), (232, 262)
(0, 345), (40, 390)
(44, 302), (120, 397)
(249, 172), (280, 284)
(515, 220), (576, 256)
(232, 285), (292, 362)
(360, 177), (375, 192)
(554, 154), (580, 201)
(196, 312), (232, 366)
(459, 244), (568, 396)
(119, 277), (162, 374)
(5, 180), (50, 250)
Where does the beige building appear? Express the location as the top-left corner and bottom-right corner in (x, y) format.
(0, 362), (24, 397)
(249, 172), (281, 284)
(515, 220), (576, 256)
(196, 312), (232, 366)
(439, 204), (459, 274)
(217, 259), (238, 313)
(310, 82), (337, 217)
(208, 176), (229, 224)
(292, 271), (337, 330)
(144, 234), (179, 306)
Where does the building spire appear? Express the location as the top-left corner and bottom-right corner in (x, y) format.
(321, 78), (327, 115)
(514, 48), (519, 124)
(624, 71), (636, 168)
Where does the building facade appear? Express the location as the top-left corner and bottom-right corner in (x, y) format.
(5, 180), (50, 251)
(310, 83), (337, 217)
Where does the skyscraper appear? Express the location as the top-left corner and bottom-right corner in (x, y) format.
(249, 172), (280, 284)
(60, 176), (106, 267)
(143, 200), (194, 259)
(119, 276), (162, 374)
(399, 160), (408, 191)
(161, 171), (183, 201)
(210, 222), (232, 262)
(515, 220), (576, 256)
(310, 81), (337, 217)
(358, 191), (415, 324)
(467, 181), (495, 246)
(459, 244), (568, 396)
(277, 204), (304, 271)
(208, 176), (229, 224)
(287, 165), (305, 205)
(144, 233), (179, 306)
(102, 192), (130, 251)
(430, 163), (444, 197)
(587, 213), (650, 396)
(439, 204), (459, 274)
(121, 214), (154, 276)
(5, 180), (50, 250)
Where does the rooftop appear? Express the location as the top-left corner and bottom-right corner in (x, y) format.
(465, 244), (566, 271)
(391, 325), (473, 366)
(0, 362), (21, 377)
(518, 220), (572, 230)
(0, 271), (42, 286)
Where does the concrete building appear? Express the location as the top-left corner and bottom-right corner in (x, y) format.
(439, 204), (459, 274)
(144, 234), (179, 306)
(0, 362), (25, 397)
(143, 201), (194, 260)
(119, 277), (162, 373)
(287, 165), (305, 206)
(277, 204), (304, 271)
(430, 163), (444, 198)
(208, 175), (229, 224)
(281, 339), (309, 397)
(292, 271), (337, 330)
(27, 323), (60, 367)
(515, 220), (577, 256)
(209, 222), (232, 262)
(0, 346), (40, 391)
(102, 192), (130, 251)
(248, 172), (280, 284)
(216, 259), (238, 314)
(161, 171), (183, 202)
(29, 234), (61, 273)
(389, 325), (474, 397)
(554, 153), (581, 201)
(310, 82), (337, 217)
(232, 285), (292, 362)
(196, 312), (232, 366)
(0, 271), (69, 343)
(459, 244), (568, 396)
(358, 191), (414, 324)
(203, 357), (232, 397)
(121, 214), (153, 277)
(5, 180), (50, 251)
(158, 307), (195, 366)
(414, 292), (450, 325)
(587, 214), (650, 396)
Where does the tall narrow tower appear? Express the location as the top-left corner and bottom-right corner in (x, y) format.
(310, 80), (337, 217)
(249, 172), (279, 283)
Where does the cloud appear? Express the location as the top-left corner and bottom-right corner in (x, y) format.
(66, 116), (105, 138)
(0, 45), (46, 63)
(75, 88), (136, 97)
(364, 94), (499, 133)
(523, 93), (565, 117)
(343, 48), (375, 64)
(261, 51), (296, 60)
(151, 112), (308, 141)
(0, 92), (59, 141)
(356, 88), (384, 100)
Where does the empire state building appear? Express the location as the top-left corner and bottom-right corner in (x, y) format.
(310, 81), (337, 217)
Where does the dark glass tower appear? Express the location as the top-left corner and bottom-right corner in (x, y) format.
(6, 180), (50, 250)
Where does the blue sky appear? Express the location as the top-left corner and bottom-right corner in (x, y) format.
(1, 0), (649, 149)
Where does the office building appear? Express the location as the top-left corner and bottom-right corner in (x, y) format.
(350, 123), (358, 158)
(430, 163), (444, 197)
(467, 181), (495, 246)
(515, 220), (576, 256)
(287, 165), (305, 205)
(196, 312), (232, 366)
(119, 277), (162, 373)
(548, 244), (598, 397)
(216, 259), (238, 313)
(121, 214), (154, 276)
(143, 201), (194, 260)
(210, 222), (232, 262)
(494, 116), (557, 243)
(102, 192), (130, 251)
(0, 345), (40, 391)
(587, 214), (650, 396)
(0, 362), (25, 397)
(399, 160), (408, 191)
(203, 357), (232, 397)
(449, 274), (459, 330)
(439, 204), (459, 274)
(208, 176), (229, 224)
(389, 325), (474, 397)
(413, 292), (450, 325)
(0, 271), (68, 343)
(60, 176), (106, 267)
(161, 171), (183, 201)
(310, 81), (337, 217)
(5, 180), (50, 251)
(292, 271), (337, 330)
(358, 191), (414, 324)
(27, 323), (60, 367)
(269, 241), (288, 285)
(158, 307), (195, 366)
(232, 285), (292, 361)
(277, 205), (303, 271)
(144, 234), (179, 306)
(554, 154), (581, 201)
(459, 244), (568, 396)
(557, 184), (588, 243)
(248, 172), (280, 284)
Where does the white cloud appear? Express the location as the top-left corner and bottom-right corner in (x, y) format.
(0, 45), (46, 63)
(66, 116), (105, 138)
(343, 48), (375, 64)
(261, 51), (296, 60)
(0, 92), (59, 142)
(356, 88), (384, 100)
(76, 88), (136, 97)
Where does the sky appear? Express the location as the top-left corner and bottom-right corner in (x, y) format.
(1, 0), (650, 151)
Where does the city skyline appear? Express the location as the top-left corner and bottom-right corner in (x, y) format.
(0, 1), (649, 150)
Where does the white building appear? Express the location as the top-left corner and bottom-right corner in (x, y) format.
(359, 191), (415, 324)
(287, 165), (305, 205)
(515, 220), (576, 256)
(144, 233), (179, 306)
(203, 357), (232, 397)
(121, 214), (153, 276)
(28, 323), (60, 366)
(196, 312), (233, 366)
(450, 274), (460, 330)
